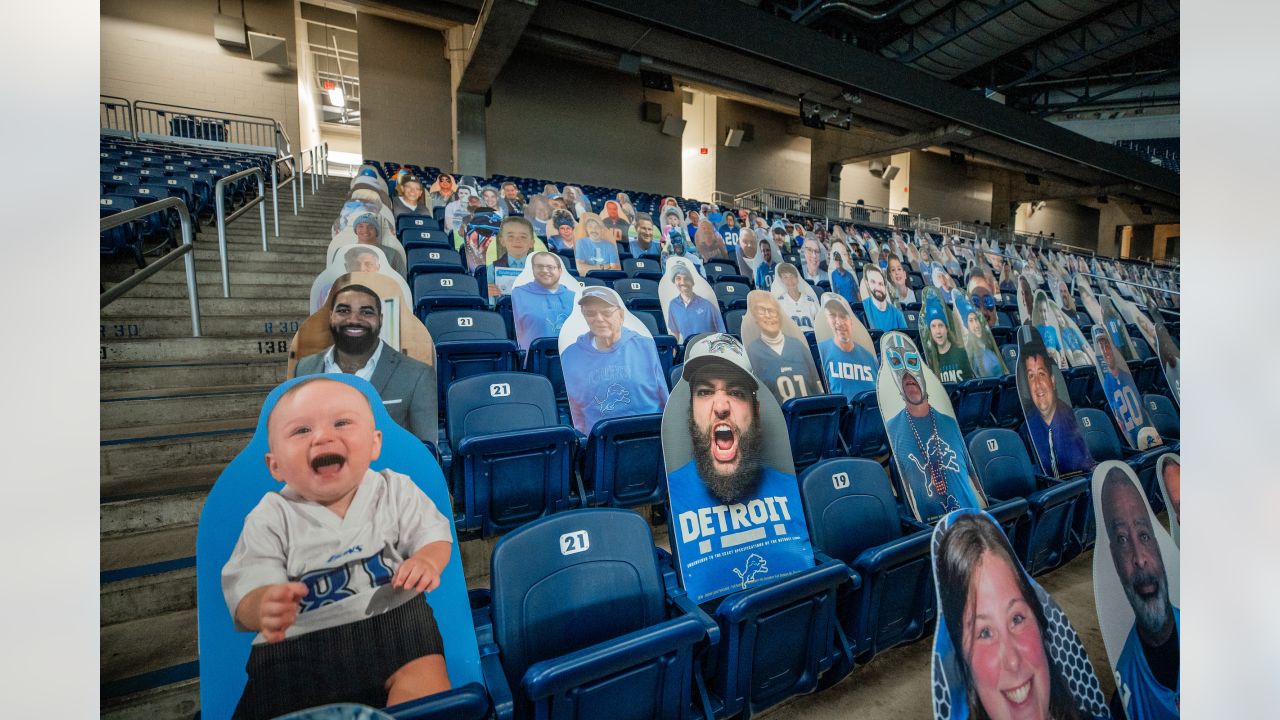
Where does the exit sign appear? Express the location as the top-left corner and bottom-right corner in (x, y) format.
(699, 147), (708, 155)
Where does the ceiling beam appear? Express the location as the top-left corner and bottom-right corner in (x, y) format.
(839, 124), (976, 164)
(457, 0), (540, 94)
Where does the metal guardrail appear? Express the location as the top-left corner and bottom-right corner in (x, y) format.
(215, 167), (268, 297)
(134, 100), (281, 153)
(100, 197), (201, 337)
(300, 143), (329, 194)
(270, 157), (298, 238)
(1073, 270), (1180, 297)
(100, 95), (135, 138)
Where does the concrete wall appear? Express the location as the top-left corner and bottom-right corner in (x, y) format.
(715, 99), (811, 197)
(905, 150), (993, 223)
(485, 52), (682, 195)
(1015, 200), (1102, 251)
(839, 160), (891, 209)
(682, 90), (718, 202)
(101, 0), (301, 150)
(355, 14), (452, 170)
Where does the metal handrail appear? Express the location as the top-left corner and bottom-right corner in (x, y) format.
(1072, 270), (1180, 297)
(100, 95), (135, 139)
(134, 100), (280, 152)
(270, 156), (298, 237)
(100, 197), (201, 337)
(215, 167), (268, 297)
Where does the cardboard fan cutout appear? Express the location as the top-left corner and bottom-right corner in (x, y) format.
(658, 256), (726, 344)
(1158, 453), (1180, 545)
(484, 217), (548, 298)
(1151, 305), (1180, 405)
(661, 333), (815, 603)
(1053, 302), (1095, 368)
(919, 287), (975, 383)
(558, 286), (669, 435)
(827, 240), (860, 306)
(1015, 325), (1095, 478)
(328, 213), (408, 277)
(886, 256), (917, 304)
(510, 251), (583, 350)
(740, 289), (826, 405)
(454, 208), (502, 272)
(628, 211), (663, 259)
(733, 226), (760, 278)
(1031, 290), (1071, 370)
(288, 272), (434, 385)
(771, 262), (821, 330)
(310, 244), (412, 314)
(1090, 461), (1181, 719)
(1101, 296), (1141, 363)
(859, 265), (910, 332)
(1089, 327), (1163, 451)
(573, 212), (623, 274)
(694, 217), (729, 262)
(1077, 274), (1105, 327)
(930, 508), (1110, 720)
(1016, 275), (1037, 326)
(1112, 291), (1158, 353)
(526, 194), (552, 239)
(813, 292), (878, 398)
(332, 199), (390, 237)
(442, 185), (477, 232)
(877, 331), (988, 524)
(951, 291), (1007, 378)
(195, 374), (481, 720)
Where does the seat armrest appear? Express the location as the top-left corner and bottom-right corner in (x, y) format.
(815, 550), (862, 592)
(522, 613), (705, 700)
(387, 682), (490, 720)
(667, 588), (721, 646)
(714, 557), (852, 622)
(851, 529), (931, 576)
(1027, 475), (1089, 512)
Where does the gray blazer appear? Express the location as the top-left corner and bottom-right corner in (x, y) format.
(296, 342), (438, 446)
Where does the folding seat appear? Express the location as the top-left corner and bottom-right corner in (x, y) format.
(578, 275), (608, 289)
(100, 196), (143, 266)
(400, 227), (450, 250)
(799, 456), (933, 671)
(782, 394), (848, 473)
(397, 213), (440, 233)
(612, 278), (662, 314)
(723, 308), (746, 336)
(712, 281), (750, 311)
(622, 257), (663, 281)
(841, 390), (889, 458)
(424, 309), (519, 407)
(967, 429), (1088, 575)
(414, 272), (485, 317)
(781, 252), (800, 265)
(1142, 393), (1180, 441)
(1074, 407), (1170, 516)
(947, 377), (1000, 433)
(445, 372), (578, 536)
(668, 363), (683, 389)
(555, 249), (578, 274)
(704, 263), (748, 285)
(586, 269), (628, 282)
(475, 509), (709, 720)
(581, 413), (666, 508)
(407, 247), (465, 282)
(1062, 365), (1096, 408)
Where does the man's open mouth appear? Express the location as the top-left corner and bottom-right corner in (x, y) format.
(712, 423), (738, 463)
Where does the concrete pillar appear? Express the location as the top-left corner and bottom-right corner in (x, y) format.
(454, 91), (487, 177)
(988, 171), (1016, 232)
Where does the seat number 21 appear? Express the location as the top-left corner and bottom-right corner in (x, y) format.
(559, 530), (590, 556)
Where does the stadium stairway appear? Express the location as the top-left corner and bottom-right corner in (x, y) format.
(99, 179), (410, 718)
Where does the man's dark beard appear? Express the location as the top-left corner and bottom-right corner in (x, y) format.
(330, 323), (380, 356)
(688, 410), (765, 504)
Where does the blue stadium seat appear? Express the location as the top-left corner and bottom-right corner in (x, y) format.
(476, 509), (708, 720)
(585, 269), (628, 283)
(841, 390), (889, 458)
(523, 336), (568, 417)
(424, 309), (519, 408)
(946, 377), (999, 434)
(612, 278), (662, 313)
(408, 247), (465, 281)
(713, 281), (750, 311)
(703, 261), (736, 282)
(967, 429), (1088, 576)
(445, 373), (577, 536)
(799, 458), (933, 667)
(989, 374), (1023, 428)
(668, 363), (683, 389)
(1074, 407), (1170, 517)
(623, 257), (664, 282)
(723, 308), (746, 336)
(1143, 393), (1180, 441)
(697, 553), (852, 717)
(582, 413), (666, 508)
(414, 272), (485, 317)
(400, 228), (451, 250)
(1062, 366), (1096, 409)
(397, 213), (441, 233)
(782, 394), (848, 473)
(100, 196), (144, 266)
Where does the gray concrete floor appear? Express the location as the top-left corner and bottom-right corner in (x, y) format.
(759, 549), (1116, 719)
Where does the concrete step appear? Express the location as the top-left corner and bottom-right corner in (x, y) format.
(144, 261), (324, 280)
(191, 247), (333, 264)
(101, 360), (287, 394)
(102, 567), (197, 627)
(102, 608), (197, 684)
(101, 282), (318, 301)
(101, 428), (252, 479)
(105, 269), (317, 290)
(103, 462), (226, 502)
(102, 296), (309, 318)
(101, 336), (295, 363)
(101, 314), (307, 339)
(101, 388), (269, 431)
(102, 491), (206, 571)
(102, 678), (199, 720)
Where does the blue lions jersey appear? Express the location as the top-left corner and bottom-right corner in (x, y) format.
(817, 339), (877, 398)
(746, 336), (824, 404)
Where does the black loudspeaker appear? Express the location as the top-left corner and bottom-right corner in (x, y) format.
(641, 70), (674, 92)
(642, 101), (662, 124)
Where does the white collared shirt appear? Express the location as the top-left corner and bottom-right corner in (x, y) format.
(322, 341), (384, 381)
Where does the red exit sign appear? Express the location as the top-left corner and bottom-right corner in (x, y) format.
(699, 147), (708, 155)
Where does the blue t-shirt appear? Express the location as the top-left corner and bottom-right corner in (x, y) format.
(666, 294), (725, 344)
(561, 327), (669, 435)
(511, 282), (576, 350)
(755, 263), (775, 291)
(719, 225), (741, 251)
(575, 238), (620, 269)
(667, 459), (814, 603)
(817, 339), (877, 398)
(862, 298), (908, 332)
(1117, 607), (1180, 720)
(883, 407), (986, 524)
(830, 268), (858, 305)
(746, 335), (824, 404)
(1024, 403), (1096, 478)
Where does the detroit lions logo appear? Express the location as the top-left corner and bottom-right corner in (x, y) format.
(732, 553), (769, 588)
(593, 383), (632, 413)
